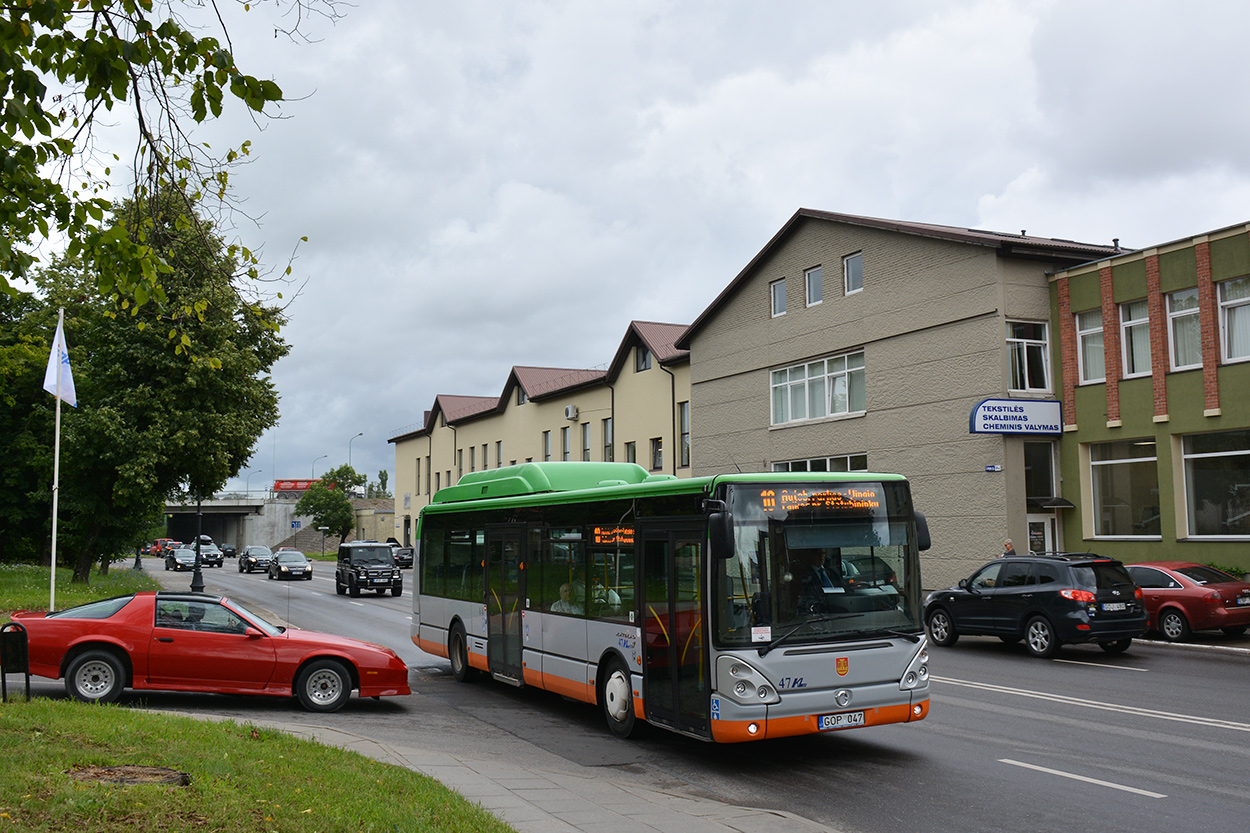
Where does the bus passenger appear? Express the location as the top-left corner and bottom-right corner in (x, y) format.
(551, 583), (583, 615)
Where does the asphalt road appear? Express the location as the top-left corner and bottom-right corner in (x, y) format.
(66, 559), (1250, 832)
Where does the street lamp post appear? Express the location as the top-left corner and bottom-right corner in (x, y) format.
(312, 454), (327, 479)
(348, 432), (363, 467)
(319, 526), (329, 557)
(245, 469), (263, 497)
(190, 495), (205, 593)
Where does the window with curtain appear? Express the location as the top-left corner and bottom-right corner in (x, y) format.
(1007, 321), (1049, 392)
(770, 350), (865, 425)
(1220, 276), (1250, 363)
(1120, 300), (1150, 377)
(1076, 310), (1105, 383)
(1168, 289), (1201, 370)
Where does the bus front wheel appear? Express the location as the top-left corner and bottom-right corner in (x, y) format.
(600, 658), (639, 739)
(449, 623), (475, 683)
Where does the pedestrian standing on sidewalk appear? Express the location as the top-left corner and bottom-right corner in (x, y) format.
(1000, 539), (1016, 557)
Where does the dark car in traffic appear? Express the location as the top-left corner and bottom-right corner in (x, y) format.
(220, 542), (237, 558)
(198, 543), (224, 568)
(336, 542), (402, 597)
(238, 545), (274, 573)
(165, 546), (198, 571)
(391, 544), (414, 568)
(268, 550), (312, 581)
(924, 552), (1147, 657)
(1126, 562), (1250, 641)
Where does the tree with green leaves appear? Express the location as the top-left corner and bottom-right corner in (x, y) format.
(319, 463), (366, 494)
(294, 481), (354, 541)
(9, 188), (289, 582)
(1, 0), (339, 326)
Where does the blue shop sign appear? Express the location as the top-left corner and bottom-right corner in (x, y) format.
(969, 398), (1062, 436)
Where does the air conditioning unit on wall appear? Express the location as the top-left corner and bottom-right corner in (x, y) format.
(564, 405), (578, 420)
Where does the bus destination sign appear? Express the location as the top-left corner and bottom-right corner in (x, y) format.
(760, 486), (882, 512)
(593, 526), (634, 545)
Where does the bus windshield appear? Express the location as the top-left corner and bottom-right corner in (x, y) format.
(715, 480), (922, 647)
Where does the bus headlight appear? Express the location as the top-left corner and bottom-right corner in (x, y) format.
(716, 656), (780, 706)
(899, 636), (930, 691)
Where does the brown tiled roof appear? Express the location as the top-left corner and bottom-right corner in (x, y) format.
(607, 321), (690, 377)
(676, 208), (1127, 349)
(512, 366), (606, 400)
(437, 394), (499, 422)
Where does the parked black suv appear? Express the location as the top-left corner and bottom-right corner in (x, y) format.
(335, 542), (402, 597)
(924, 553), (1147, 657)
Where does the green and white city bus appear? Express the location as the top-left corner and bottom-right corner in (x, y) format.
(412, 461), (931, 742)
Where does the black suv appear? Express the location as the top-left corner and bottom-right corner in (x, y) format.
(924, 553), (1147, 657)
(335, 542), (402, 597)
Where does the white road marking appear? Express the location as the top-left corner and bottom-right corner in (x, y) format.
(999, 758), (1166, 798)
(1052, 658), (1148, 671)
(350, 602), (365, 607)
(934, 675), (1250, 733)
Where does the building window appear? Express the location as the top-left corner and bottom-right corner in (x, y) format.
(636, 346), (652, 372)
(469, 446), (475, 472)
(482, 444), (488, 471)
(843, 252), (863, 295)
(603, 418), (614, 462)
(770, 350), (865, 425)
(1168, 289), (1201, 370)
(517, 387), (527, 405)
(805, 266), (822, 307)
(581, 422), (591, 461)
(1024, 442), (1057, 505)
(650, 438), (663, 471)
(1090, 440), (1160, 537)
(560, 427), (570, 461)
(1076, 309), (1105, 384)
(542, 430), (551, 462)
(678, 401), (690, 468)
(773, 454), (867, 472)
(457, 449), (463, 479)
(435, 471), (441, 492)
(770, 278), (786, 317)
(496, 441), (503, 468)
(1219, 276), (1250, 363)
(1184, 429), (1250, 537)
(624, 441), (636, 464)
(1120, 300), (1151, 378)
(425, 456), (431, 494)
(1007, 321), (1049, 392)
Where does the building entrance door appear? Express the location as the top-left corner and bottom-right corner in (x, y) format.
(1027, 513), (1057, 553)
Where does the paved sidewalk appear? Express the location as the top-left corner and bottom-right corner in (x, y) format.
(187, 712), (837, 833)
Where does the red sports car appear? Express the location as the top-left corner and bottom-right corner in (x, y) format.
(1126, 562), (1250, 641)
(11, 591), (411, 712)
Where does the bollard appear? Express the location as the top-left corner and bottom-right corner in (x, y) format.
(1, 621), (31, 702)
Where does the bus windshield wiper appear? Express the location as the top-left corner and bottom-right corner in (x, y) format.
(832, 626), (922, 643)
(758, 613), (863, 657)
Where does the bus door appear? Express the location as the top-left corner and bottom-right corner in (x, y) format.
(485, 525), (526, 684)
(640, 524), (710, 738)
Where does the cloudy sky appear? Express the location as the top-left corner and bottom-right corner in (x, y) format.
(165, 0), (1250, 494)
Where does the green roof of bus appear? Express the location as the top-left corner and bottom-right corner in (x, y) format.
(421, 461), (907, 517)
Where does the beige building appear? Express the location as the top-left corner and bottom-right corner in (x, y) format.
(676, 209), (1119, 588)
(390, 321), (690, 546)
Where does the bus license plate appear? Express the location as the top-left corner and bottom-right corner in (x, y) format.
(1102, 602), (1126, 611)
(818, 711), (865, 731)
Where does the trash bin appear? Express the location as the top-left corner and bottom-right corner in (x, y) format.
(1, 621), (30, 702)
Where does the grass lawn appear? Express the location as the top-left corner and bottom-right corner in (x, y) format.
(0, 563), (514, 833)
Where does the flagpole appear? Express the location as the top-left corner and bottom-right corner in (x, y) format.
(49, 307), (64, 612)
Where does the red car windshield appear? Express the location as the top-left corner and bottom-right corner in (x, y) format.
(1175, 565), (1239, 584)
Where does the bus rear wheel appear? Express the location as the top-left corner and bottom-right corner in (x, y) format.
(600, 657), (639, 739)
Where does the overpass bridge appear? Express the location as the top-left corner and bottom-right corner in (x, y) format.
(164, 496), (300, 551)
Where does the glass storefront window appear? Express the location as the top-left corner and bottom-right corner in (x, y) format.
(1090, 441), (1160, 537)
(1184, 430), (1250, 537)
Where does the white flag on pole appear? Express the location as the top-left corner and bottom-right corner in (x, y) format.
(43, 317), (77, 408)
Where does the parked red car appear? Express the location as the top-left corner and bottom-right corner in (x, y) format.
(1126, 562), (1250, 641)
(11, 591), (411, 712)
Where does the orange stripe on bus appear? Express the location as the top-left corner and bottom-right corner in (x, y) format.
(417, 637), (449, 659)
(710, 701), (926, 743)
